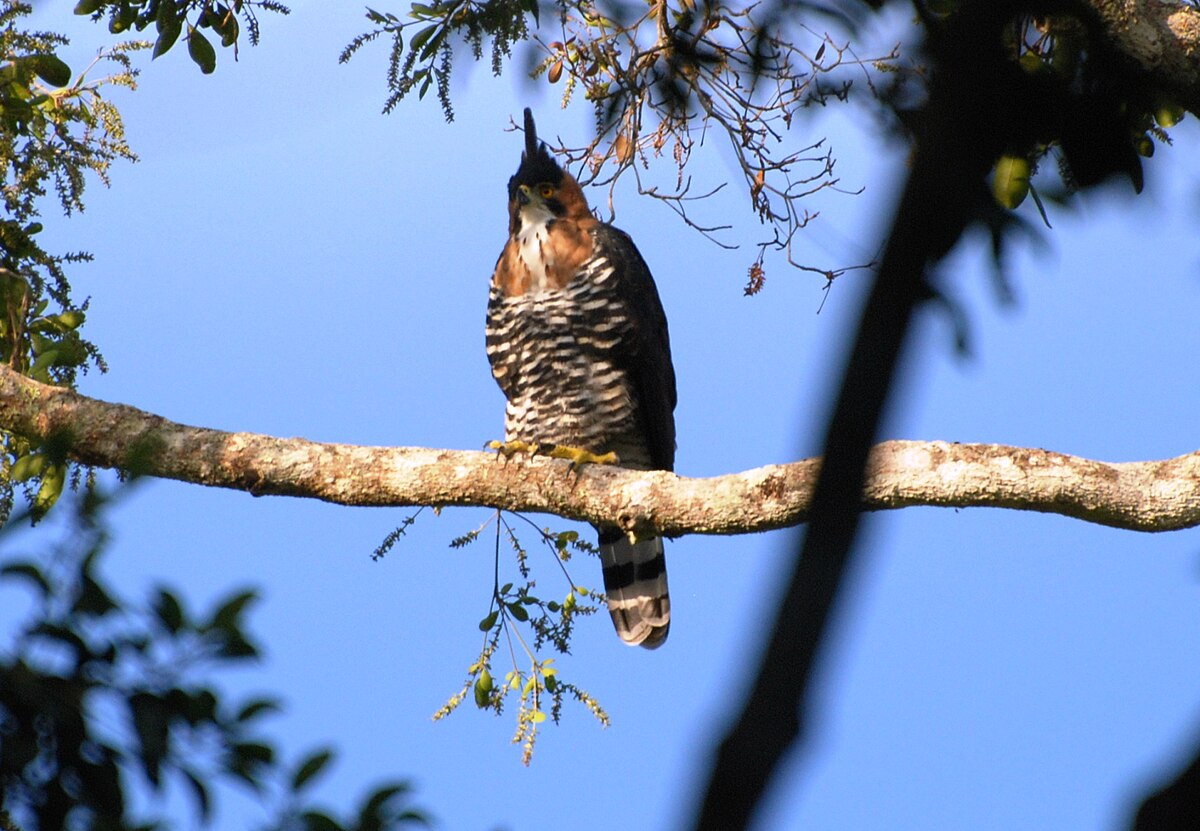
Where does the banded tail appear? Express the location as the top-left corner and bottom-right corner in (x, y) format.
(598, 529), (670, 649)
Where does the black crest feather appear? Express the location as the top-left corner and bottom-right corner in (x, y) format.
(524, 107), (538, 160)
(509, 108), (563, 198)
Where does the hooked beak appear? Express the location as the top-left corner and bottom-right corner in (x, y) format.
(516, 184), (533, 206)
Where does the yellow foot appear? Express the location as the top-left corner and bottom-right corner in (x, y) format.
(486, 440), (618, 470)
(544, 444), (619, 471)
(486, 439), (542, 459)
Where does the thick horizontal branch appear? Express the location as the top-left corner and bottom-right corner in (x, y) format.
(1, 366), (1198, 535)
(1087, 0), (1200, 112)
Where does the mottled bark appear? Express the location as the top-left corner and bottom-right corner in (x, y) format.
(2, 366), (1198, 535)
(1087, 0), (1200, 110)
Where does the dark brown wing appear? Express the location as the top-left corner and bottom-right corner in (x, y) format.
(592, 223), (677, 472)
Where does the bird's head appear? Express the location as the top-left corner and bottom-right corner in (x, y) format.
(507, 108), (590, 235)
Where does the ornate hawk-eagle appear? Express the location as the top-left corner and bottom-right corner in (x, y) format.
(485, 109), (678, 649)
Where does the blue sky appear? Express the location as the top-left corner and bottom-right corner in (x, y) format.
(5, 4), (1200, 829)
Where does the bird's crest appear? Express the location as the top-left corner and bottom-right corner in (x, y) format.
(509, 108), (563, 197)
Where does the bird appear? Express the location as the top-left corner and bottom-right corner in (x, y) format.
(485, 108), (678, 649)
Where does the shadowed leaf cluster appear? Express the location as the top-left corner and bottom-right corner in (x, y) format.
(1, 487), (430, 830)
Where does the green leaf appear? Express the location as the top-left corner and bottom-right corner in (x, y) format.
(30, 348), (59, 377)
(11, 452), (48, 482)
(170, 687), (217, 725)
(418, 29), (445, 61)
(291, 747), (335, 791)
(474, 668), (494, 707)
(154, 0), (183, 57)
(214, 630), (259, 659)
(32, 461), (65, 519)
(220, 16), (239, 48)
(74, 0), (104, 14)
(207, 588), (257, 631)
(1155, 101), (1185, 129)
(75, 750), (124, 820)
(188, 27), (217, 74)
(991, 154), (1030, 210)
(301, 811), (344, 831)
(227, 742), (274, 788)
(154, 22), (182, 58)
(30, 622), (89, 656)
(73, 574), (120, 617)
(0, 561), (51, 596)
(236, 696), (283, 722)
(235, 742), (274, 764)
(477, 609), (499, 631)
(181, 767), (212, 821)
(129, 692), (171, 786)
(506, 601), (529, 622)
(409, 24), (438, 54)
(153, 588), (185, 633)
(156, 0), (178, 32)
(358, 783), (415, 826)
(52, 310), (86, 330)
(30, 55), (72, 88)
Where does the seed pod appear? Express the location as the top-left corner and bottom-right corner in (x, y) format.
(614, 132), (633, 164)
(474, 669), (493, 708)
(548, 59), (563, 84)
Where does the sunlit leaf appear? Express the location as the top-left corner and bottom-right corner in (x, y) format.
(29, 54), (72, 87)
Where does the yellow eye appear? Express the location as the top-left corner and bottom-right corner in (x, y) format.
(539, 184), (555, 199)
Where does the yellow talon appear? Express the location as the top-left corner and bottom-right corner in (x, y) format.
(545, 444), (619, 470)
(487, 439), (542, 458)
(486, 440), (618, 469)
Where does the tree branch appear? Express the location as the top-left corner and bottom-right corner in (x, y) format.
(2, 365), (1198, 534)
(1086, 0), (1200, 111)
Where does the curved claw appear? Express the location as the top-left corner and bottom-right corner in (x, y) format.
(485, 440), (618, 470)
(545, 444), (620, 471)
(487, 439), (542, 459)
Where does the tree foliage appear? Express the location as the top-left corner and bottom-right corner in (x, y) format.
(341, 1), (1193, 290)
(342, 0), (896, 287)
(0, 0), (1199, 826)
(0, 486), (429, 831)
(0, 2), (145, 524)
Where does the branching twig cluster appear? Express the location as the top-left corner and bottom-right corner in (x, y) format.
(345, 1), (897, 289)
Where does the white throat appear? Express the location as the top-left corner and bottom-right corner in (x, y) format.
(516, 203), (556, 293)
